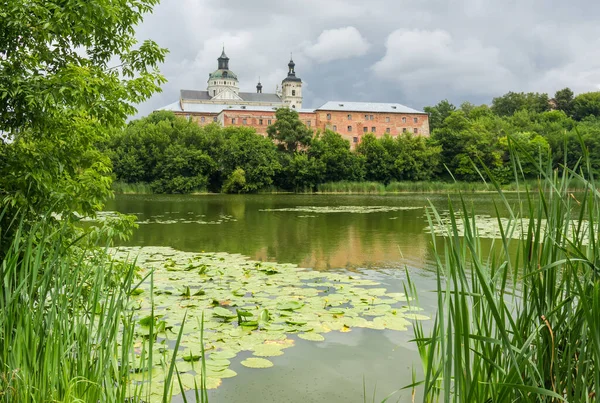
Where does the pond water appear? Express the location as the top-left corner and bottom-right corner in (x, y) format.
(105, 193), (515, 402)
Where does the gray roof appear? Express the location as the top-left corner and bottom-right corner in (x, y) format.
(316, 101), (426, 114)
(179, 89), (282, 104)
(157, 102), (314, 114)
(180, 90), (212, 101)
(239, 92), (282, 103)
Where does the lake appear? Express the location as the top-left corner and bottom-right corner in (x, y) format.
(106, 193), (513, 402)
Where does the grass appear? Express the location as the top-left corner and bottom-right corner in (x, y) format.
(407, 142), (600, 402)
(0, 214), (209, 402)
(112, 181), (153, 194)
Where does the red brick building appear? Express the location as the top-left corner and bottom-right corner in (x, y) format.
(158, 49), (430, 148)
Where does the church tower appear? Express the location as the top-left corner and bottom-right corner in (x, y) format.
(281, 56), (302, 109)
(207, 48), (241, 100)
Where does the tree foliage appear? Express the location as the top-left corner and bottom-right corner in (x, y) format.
(266, 108), (312, 153)
(0, 0), (166, 254)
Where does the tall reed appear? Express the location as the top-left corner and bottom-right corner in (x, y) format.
(409, 141), (600, 402)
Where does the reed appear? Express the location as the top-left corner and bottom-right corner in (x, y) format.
(0, 217), (208, 402)
(112, 181), (153, 194)
(408, 140), (600, 402)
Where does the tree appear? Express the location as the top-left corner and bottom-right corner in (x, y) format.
(0, 0), (166, 252)
(394, 133), (442, 181)
(432, 111), (503, 181)
(356, 134), (395, 183)
(553, 88), (574, 116)
(309, 130), (365, 183)
(491, 92), (550, 116)
(220, 127), (281, 193)
(266, 108), (313, 153)
(572, 92), (600, 121)
(424, 100), (456, 133)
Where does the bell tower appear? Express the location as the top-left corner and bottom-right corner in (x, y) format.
(281, 55), (303, 109)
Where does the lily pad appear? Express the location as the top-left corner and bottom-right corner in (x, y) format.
(298, 333), (325, 342)
(241, 357), (274, 369)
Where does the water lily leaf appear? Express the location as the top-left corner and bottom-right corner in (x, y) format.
(241, 357), (274, 369)
(210, 350), (237, 360)
(276, 301), (304, 311)
(212, 307), (236, 318)
(298, 333), (325, 342)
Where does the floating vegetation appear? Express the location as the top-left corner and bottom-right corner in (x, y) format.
(260, 206), (422, 214)
(136, 213), (237, 225)
(109, 246), (427, 397)
(427, 213), (597, 244)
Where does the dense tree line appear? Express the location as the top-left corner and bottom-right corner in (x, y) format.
(105, 88), (600, 193)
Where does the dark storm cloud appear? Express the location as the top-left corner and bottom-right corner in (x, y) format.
(133, 0), (600, 116)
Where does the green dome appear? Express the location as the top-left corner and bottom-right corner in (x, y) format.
(209, 70), (238, 80)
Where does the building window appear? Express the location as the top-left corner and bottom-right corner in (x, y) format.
(414, 128), (418, 134)
(333, 125), (337, 131)
(347, 114), (352, 120)
(213, 90), (216, 96)
(213, 117), (218, 122)
(259, 119), (263, 125)
(364, 114), (369, 120)
(402, 117), (406, 123)
(403, 128), (407, 133)
(386, 117), (390, 123)
(327, 113), (331, 120)
(353, 137), (358, 143)
(386, 128), (390, 134)
(363, 127), (368, 133)
(371, 127), (375, 133)
(292, 105), (296, 109)
(348, 125), (352, 132)
(231, 118), (236, 124)
(292, 90), (296, 96)
(201, 116), (205, 123)
(268, 119), (272, 125)
(242, 118), (247, 125)
(307, 120), (311, 127)
(414, 117), (418, 123)
(185, 115), (190, 121)
(370, 115), (374, 120)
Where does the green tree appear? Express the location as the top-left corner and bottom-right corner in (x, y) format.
(0, 0), (166, 252)
(572, 92), (600, 121)
(309, 130), (365, 182)
(393, 133), (442, 181)
(266, 108), (313, 153)
(275, 153), (326, 192)
(356, 134), (395, 183)
(424, 99), (456, 133)
(491, 92), (550, 116)
(220, 127), (280, 193)
(432, 111), (503, 181)
(553, 87), (574, 116)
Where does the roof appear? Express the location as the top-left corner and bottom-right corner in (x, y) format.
(157, 102), (313, 114)
(316, 101), (426, 114)
(180, 90), (282, 103)
(209, 69), (238, 80)
(282, 76), (302, 83)
(238, 92), (282, 103)
(180, 90), (212, 101)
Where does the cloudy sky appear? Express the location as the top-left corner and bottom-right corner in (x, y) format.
(134, 0), (600, 116)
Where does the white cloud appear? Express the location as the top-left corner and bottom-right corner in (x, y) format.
(304, 27), (370, 63)
(372, 29), (514, 98)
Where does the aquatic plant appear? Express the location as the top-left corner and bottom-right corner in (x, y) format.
(409, 141), (600, 401)
(109, 246), (428, 396)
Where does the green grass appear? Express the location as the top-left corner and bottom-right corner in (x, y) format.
(0, 216), (209, 402)
(406, 142), (600, 401)
(112, 181), (153, 194)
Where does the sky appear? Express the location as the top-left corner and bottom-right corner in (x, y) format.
(133, 0), (600, 117)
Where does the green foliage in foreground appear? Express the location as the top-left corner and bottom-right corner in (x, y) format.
(409, 144), (600, 401)
(0, 0), (166, 256)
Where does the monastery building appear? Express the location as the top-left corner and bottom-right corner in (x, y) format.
(158, 49), (430, 147)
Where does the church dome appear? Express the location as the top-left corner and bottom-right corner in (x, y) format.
(209, 70), (238, 80)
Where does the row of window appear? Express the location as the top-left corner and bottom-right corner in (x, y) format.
(333, 125), (418, 135)
(199, 116), (218, 123)
(326, 113), (419, 123)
